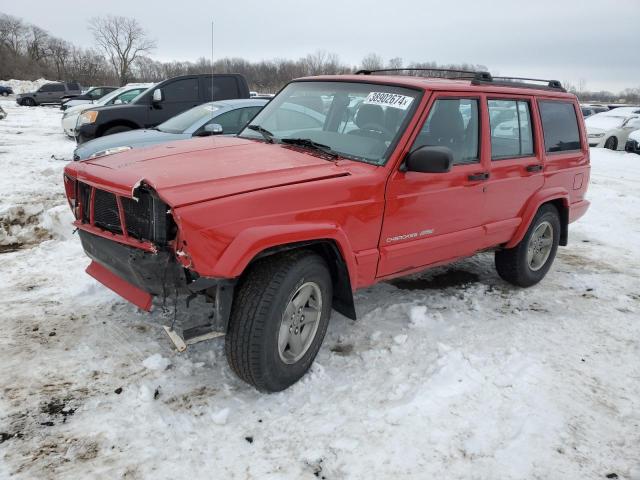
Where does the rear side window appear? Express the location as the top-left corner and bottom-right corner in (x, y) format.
(412, 98), (479, 165)
(202, 77), (240, 101)
(488, 100), (534, 159)
(67, 82), (81, 91)
(538, 101), (581, 153)
(163, 78), (199, 102)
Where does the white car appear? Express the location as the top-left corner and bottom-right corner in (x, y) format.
(61, 84), (153, 138)
(585, 107), (640, 150)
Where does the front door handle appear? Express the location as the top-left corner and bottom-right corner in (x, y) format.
(526, 164), (543, 173)
(468, 172), (489, 181)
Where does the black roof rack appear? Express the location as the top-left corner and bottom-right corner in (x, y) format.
(355, 68), (492, 82)
(471, 75), (565, 92)
(355, 68), (565, 92)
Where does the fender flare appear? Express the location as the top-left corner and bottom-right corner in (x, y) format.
(211, 223), (358, 288)
(505, 188), (569, 249)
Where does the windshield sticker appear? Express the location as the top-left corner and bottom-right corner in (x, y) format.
(364, 92), (414, 110)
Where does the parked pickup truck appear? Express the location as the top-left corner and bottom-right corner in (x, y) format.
(63, 70), (590, 392)
(75, 74), (250, 143)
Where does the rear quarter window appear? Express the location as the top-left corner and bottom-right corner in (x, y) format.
(202, 77), (240, 101)
(538, 100), (581, 153)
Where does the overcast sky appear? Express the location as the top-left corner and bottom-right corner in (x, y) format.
(4, 0), (639, 92)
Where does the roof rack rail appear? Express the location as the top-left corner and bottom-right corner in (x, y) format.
(471, 75), (566, 92)
(354, 68), (566, 92)
(355, 68), (492, 82)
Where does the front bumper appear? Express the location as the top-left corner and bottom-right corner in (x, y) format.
(79, 230), (187, 306)
(78, 230), (236, 329)
(62, 114), (79, 137)
(76, 123), (98, 144)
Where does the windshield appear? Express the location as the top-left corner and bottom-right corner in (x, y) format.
(96, 87), (131, 106)
(129, 85), (155, 104)
(157, 103), (220, 134)
(586, 115), (626, 130)
(238, 81), (421, 165)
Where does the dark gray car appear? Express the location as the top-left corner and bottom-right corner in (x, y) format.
(74, 98), (267, 160)
(17, 81), (83, 106)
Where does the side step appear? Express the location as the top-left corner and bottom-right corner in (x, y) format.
(163, 325), (224, 352)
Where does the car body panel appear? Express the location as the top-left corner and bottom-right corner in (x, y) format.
(63, 74), (591, 310)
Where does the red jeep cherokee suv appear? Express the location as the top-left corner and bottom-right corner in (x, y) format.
(63, 69), (590, 392)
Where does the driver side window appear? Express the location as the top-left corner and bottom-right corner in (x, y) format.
(412, 98), (479, 165)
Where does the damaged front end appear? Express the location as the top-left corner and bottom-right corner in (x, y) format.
(64, 175), (235, 347)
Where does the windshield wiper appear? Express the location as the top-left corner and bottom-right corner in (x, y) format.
(247, 124), (274, 143)
(280, 138), (339, 159)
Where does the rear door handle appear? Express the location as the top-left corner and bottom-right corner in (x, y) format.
(526, 164), (543, 173)
(468, 172), (489, 181)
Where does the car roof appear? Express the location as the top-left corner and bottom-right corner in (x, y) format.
(294, 74), (576, 99)
(202, 98), (270, 109)
(598, 106), (640, 117)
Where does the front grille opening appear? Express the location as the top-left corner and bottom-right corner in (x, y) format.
(121, 195), (152, 241)
(121, 189), (176, 246)
(79, 182), (91, 223)
(93, 189), (122, 234)
(76, 182), (175, 245)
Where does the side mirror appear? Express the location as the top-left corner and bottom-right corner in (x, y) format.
(113, 99), (122, 105)
(403, 146), (453, 173)
(152, 89), (163, 103)
(199, 123), (224, 136)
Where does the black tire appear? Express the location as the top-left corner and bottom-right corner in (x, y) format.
(495, 204), (561, 287)
(604, 137), (618, 150)
(1, 92), (8, 97)
(103, 125), (132, 136)
(22, 97), (36, 107)
(225, 251), (333, 392)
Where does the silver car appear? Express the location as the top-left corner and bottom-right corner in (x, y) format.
(74, 98), (268, 160)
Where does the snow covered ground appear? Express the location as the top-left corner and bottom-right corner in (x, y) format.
(0, 96), (639, 480)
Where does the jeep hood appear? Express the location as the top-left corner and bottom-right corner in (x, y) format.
(67, 136), (355, 207)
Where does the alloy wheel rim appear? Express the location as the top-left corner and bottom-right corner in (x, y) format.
(527, 221), (553, 271)
(278, 282), (322, 364)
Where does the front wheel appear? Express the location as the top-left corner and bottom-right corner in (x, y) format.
(604, 137), (618, 150)
(495, 204), (561, 287)
(225, 251), (333, 392)
(1, 92), (8, 97)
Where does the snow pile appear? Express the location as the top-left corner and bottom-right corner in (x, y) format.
(0, 78), (53, 94)
(0, 103), (639, 479)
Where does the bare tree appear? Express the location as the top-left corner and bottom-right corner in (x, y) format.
(89, 15), (156, 85)
(0, 13), (26, 56)
(360, 53), (383, 71)
(386, 57), (403, 70)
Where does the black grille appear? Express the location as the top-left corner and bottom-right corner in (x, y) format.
(121, 195), (153, 241)
(76, 182), (174, 245)
(79, 182), (91, 223)
(93, 189), (122, 234)
(121, 191), (174, 245)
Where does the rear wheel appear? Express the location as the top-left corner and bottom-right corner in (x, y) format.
(604, 137), (618, 150)
(1, 92), (8, 97)
(103, 125), (132, 136)
(495, 204), (561, 287)
(225, 251), (333, 392)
